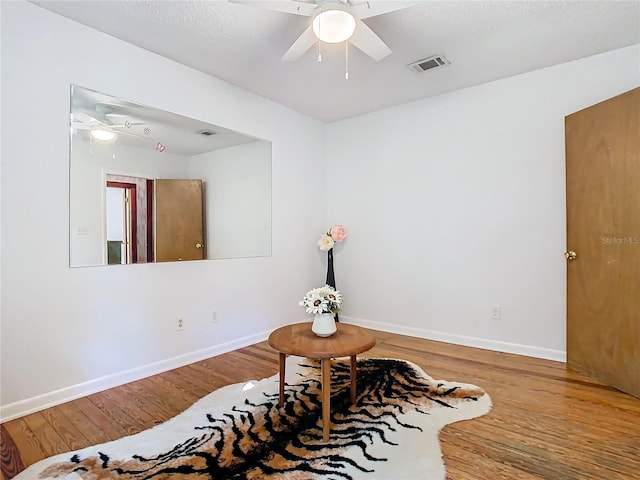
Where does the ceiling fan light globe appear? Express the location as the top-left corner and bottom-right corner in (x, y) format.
(312, 10), (356, 43)
(90, 128), (116, 141)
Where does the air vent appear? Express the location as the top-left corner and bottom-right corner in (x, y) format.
(408, 55), (450, 73)
(197, 129), (217, 136)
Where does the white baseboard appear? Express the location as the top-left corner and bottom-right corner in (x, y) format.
(1, 320), (566, 422)
(342, 316), (567, 363)
(0, 330), (271, 423)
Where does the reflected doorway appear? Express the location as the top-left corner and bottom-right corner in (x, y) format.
(104, 176), (204, 264)
(106, 181), (137, 264)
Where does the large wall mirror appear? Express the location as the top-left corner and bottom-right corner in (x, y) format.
(69, 85), (272, 267)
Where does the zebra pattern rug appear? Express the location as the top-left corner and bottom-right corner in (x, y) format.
(15, 357), (492, 479)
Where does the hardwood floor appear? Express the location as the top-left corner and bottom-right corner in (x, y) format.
(2, 329), (639, 479)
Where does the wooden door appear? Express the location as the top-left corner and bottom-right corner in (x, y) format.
(565, 87), (640, 398)
(155, 179), (205, 262)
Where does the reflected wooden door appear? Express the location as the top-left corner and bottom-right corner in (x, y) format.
(565, 88), (640, 398)
(155, 179), (205, 262)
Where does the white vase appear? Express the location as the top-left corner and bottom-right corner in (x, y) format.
(312, 312), (337, 337)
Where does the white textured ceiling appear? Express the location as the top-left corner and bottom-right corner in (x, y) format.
(32, 0), (640, 123)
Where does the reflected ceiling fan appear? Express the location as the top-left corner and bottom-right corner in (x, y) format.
(71, 110), (148, 142)
(71, 111), (168, 152)
(230, 0), (415, 62)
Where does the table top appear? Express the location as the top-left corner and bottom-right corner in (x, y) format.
(268, 322), (376, 359)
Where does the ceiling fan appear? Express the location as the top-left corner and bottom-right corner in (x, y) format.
(230, 0), (415, 62)
(70, 110), (168, 151)
(71, 110), (147, 140)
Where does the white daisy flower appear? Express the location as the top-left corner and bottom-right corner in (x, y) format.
(299, 285), (342, 314)
(317, 234), (335, 251)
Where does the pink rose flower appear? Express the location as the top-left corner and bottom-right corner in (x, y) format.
(330, 225), (347, 242)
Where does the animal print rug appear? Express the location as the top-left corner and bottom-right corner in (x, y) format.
(15, 357), (492, 479)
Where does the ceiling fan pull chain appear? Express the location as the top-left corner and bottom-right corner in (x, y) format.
(345, 41), (349, 80)
(317, 9), (322, 63)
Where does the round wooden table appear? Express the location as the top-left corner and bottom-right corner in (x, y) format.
(268, 322), (376, 442)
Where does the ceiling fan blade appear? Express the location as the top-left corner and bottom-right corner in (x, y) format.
(229, 0), (317, 16)
(351, 1), (417, 19)
(112, 122), (146, 128)
(282, 25), (317, 61)
(71, 125), (150, 142)
(71, 111), (104, 125)
(349, 19), (391, 61)
(116, 130), (152, 141)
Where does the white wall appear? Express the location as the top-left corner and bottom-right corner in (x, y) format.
(0, 1), (326, 420)
(105, 187), (125, 242)
(326, 45), (640, 360)
(189, 140), (272, 259)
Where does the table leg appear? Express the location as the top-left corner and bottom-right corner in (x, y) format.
(350, 355), (357, 404)
(278, 353), (286, 407)
(321, 358), (331, 442)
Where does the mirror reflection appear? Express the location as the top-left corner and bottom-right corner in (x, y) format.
(69, 85), (272, 267)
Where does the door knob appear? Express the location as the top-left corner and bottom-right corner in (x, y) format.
(195, 243), (204, 249)
(564, 250), (577, 260)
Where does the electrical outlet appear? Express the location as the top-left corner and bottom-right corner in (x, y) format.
(491, 305), (501, 320)
(211, 310), (218, 323)
(176, 317), (185, 331)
